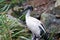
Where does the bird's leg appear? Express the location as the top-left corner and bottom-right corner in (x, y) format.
(32, 34), (36, 40)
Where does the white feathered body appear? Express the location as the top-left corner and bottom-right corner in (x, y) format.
(26, 10), (46, 37)
(26, 16), (41, 37)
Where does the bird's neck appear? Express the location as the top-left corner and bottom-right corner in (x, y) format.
(26, 10), (31, 17)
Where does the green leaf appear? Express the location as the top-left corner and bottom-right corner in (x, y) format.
(5, 4), (11, 12)
(19, 14), (25, 21)
(1, 4), (8, 12)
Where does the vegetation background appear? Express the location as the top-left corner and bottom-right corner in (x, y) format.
(0, 0), (60, 40)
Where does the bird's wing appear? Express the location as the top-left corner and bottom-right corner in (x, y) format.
(29, 17), (48, 40)
(39, 23), (46, 33)
(30, 17), (46, 33)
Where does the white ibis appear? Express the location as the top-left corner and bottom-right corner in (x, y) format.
(21, 6), (49, 40)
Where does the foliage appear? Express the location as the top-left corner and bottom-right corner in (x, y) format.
(0, 13), (31, 40)
(0, 0), (32, 40)
(0, 0), (26, 12)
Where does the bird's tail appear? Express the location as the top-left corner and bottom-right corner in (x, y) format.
(43, 33), (49, 40)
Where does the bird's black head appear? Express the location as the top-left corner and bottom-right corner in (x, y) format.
(20, 6), (33, 14)
(26, 6), (33, 11)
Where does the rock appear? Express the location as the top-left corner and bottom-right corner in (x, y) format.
(41, 12), (60, 33)
(55, 0), (60, 7)
(50, 6), (60, 17)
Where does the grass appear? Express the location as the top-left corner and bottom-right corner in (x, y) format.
(0, 13), (32, 40)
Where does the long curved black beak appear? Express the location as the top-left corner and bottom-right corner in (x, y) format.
(20, 6), (33, 14)
(20, 8), (28, 14)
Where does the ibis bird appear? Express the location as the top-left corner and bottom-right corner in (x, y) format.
(21, 6), (49, 40)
